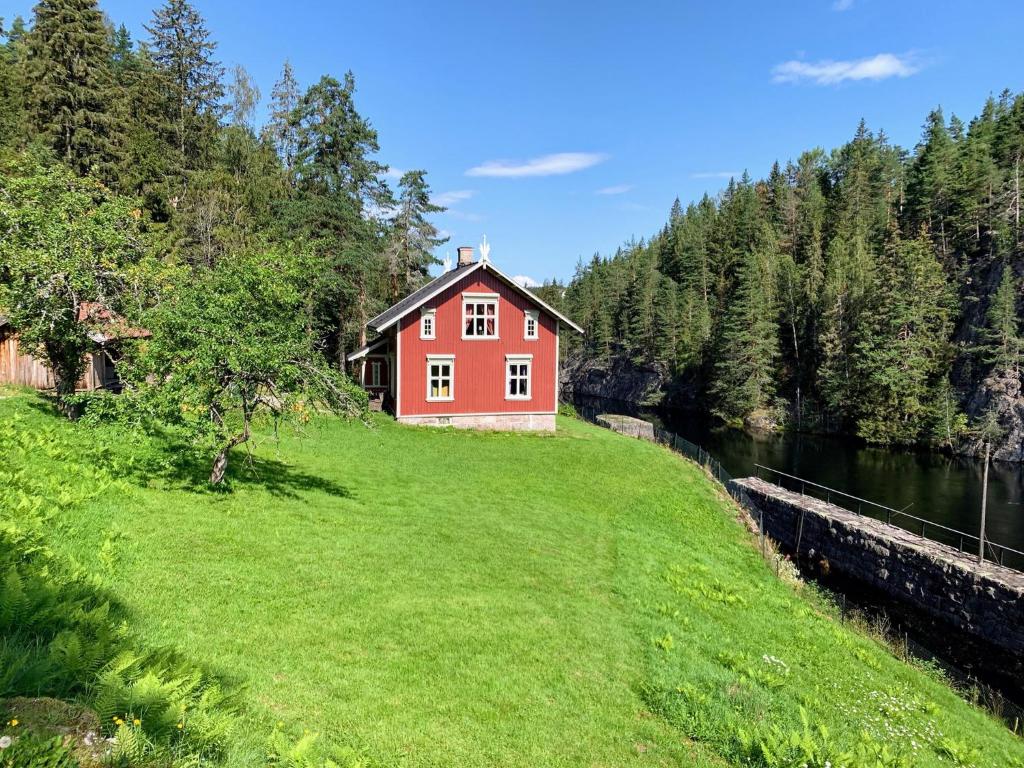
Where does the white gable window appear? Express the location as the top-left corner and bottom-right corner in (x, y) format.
(462, 293), (499, 339)
(420, 307), (436, 340)
(505, 354), (532, 400)
(524, 309), (539, 340)
(426, 355), (454, 401)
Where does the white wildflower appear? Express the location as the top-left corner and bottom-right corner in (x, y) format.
(0, 735), (11, 749)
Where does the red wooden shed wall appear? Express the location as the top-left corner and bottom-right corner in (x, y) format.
(396, 267), (558, 417)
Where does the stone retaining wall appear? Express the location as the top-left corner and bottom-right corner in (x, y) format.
(595, 413), (655, 440)
(732, 477), (1024, 656)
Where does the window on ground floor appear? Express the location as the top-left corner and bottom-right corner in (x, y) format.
(505, 354), (532, 400)
(427, 355), (454, 401)
(370, 360), (382, 387)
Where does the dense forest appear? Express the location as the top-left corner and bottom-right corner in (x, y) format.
(0, 0), (448, 478)
(559, 95), (1024, 457)
(0, 0), (444, 366)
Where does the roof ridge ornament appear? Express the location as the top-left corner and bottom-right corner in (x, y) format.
(479, 235), (491, 263)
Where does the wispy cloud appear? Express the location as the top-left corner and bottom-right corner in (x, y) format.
(595, 184), (633, 195)
(466, 152), (607, 178)
(772, 53), (921, 85)
(690, 171), (741, 179)
(431, 189), (476, 207)
(832, 0), (854, 11)
(512, 275), (540, 288)
(383, 167), (405, 180)
(446, 210), (484, 222)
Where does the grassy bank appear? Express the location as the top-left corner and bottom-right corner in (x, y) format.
(2, 390), (1022, 767)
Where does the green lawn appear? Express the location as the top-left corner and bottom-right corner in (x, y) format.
(4, 391), (1023, 767)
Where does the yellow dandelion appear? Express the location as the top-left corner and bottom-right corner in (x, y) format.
(8, 719), (17, 727)
(133, 718), (141, 727)
(177, 723), (184, 730)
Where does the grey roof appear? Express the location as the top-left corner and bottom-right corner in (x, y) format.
(0, 314), (8, 328)
(367, 261), (484, 332)
(367, 259), (584, 334)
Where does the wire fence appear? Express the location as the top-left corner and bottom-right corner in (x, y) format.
(752, 464), (1024, 573)
(578, 403), (1024, 732)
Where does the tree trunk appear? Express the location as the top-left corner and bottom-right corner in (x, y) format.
(209, 419), (251, 485)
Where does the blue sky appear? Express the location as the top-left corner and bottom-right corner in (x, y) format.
(8, 0), (1024, 283)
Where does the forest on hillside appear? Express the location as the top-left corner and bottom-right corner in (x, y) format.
(0, 0), (451, 479)
(0, 0), (444, 367)
(558, 96), (1024, 457)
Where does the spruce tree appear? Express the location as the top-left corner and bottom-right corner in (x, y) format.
(979, 264), (1021, 375)
(0, 17), (28, 150)
(386, 170), (446, 300)
(25, 0), (119, 177)
(907, 108), (957, 263)
(851, 231), (955, 444)
(709, 225), (781, 422)
(145, 0), (224, 175)
(265, 60), (301, 182)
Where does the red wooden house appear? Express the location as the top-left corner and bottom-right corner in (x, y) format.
(348, 246), (582, 430)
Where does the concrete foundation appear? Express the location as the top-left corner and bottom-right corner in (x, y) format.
(397, 413), (556, 431)
(733, 476), (1024, 656)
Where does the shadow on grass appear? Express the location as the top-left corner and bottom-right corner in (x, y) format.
(23, 396), (352, 500)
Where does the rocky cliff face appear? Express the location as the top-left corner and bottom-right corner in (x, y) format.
(962, 372), (1024, 462)
(560, 355), (674, 406)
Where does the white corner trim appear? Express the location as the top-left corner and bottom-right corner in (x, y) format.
(395, 328), (402, 417)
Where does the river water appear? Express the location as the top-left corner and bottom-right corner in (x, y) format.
(579, 397), (1024, 561)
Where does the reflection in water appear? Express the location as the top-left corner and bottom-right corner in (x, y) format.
(581, 397), (1024, 554)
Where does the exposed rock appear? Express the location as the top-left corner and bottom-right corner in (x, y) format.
(561, 354), (672, 406)
(962, 371), (1024, 462)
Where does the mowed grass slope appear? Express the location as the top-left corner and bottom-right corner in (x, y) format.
(5, 392), (1022, 767)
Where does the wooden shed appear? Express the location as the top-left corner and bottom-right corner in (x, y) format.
(0, 314), (126, 392)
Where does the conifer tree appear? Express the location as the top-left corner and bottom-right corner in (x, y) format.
(265, 60), (300, 182)
(24, 0), (119, 177)
(908, 108), (957, 263)
(386, 170), (446, 300)
(979, 264), (1021, 376)
(287, 72), (391, 363)
(0, 18), (27, 150)
(851, 231), (955, 444)
(145, 0), (224, 175)
(709, 225), (781, 422)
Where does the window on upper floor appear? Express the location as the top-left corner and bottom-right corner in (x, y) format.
(463, 293), (499, 339)
(505, 354), (532, 400)
(420, 308), (436, 339)
(524, 310), (539, 340)
(427, 355), (454, 401)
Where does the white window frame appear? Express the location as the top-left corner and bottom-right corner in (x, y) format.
(426, 354), (455, 402)
(462, 292), (499, 340)
(420, 307), (436, 340)
(524, 309), (539, 340)
(370, 359), (382, 387)
(505, 354), (532, 401)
